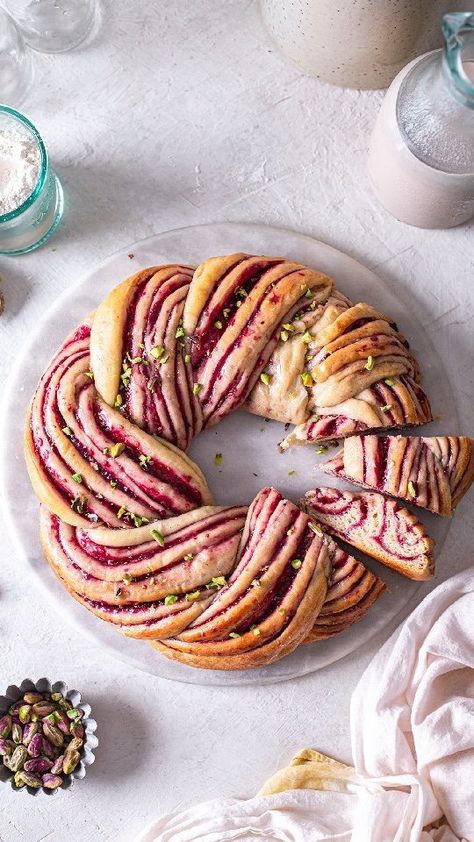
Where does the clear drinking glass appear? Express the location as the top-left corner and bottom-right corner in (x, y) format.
(0, 8), (34, 107)
(5, 0), (97, 54)
(0, 106), (64, 255)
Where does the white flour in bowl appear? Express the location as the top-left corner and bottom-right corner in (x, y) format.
(0, 128), (41, 215)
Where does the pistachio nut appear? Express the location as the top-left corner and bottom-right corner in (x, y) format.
(62, 749), (80, 775)
(18, 705), (31, 724)
(66, 737), (84, 753)
(53, 710), (70, 734)
(23, 692), (44, 705)
(11, 723), (23, 744)
(22, 722), (40, 747)
(26, 733), (43, 758)
(42, 721), (64, 748)
(24, 757), (53, 774)
(32, 702), (55, 719)
(50, 755), (64, 775)
(42, 773), (63, 789)
(0, 738), (14, 757)
(0, 715), (12, 738)
(50, 692), (63, 702)
(40, 736), (55, 759)
(70, 722), (85, 739)
(9, 745), (28, 772)
(14, 770), (42, 788)
(66, 708), (83, 721)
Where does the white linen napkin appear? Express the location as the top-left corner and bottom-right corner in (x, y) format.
(134, 568), (474, 842)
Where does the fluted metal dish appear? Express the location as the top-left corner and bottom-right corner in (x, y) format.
(0, 677), (98, 795)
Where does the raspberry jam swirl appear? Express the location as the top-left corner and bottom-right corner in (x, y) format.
(301, 487), (434, 581)
(90, 265), (200, 451)
(26, 319), (212, 529)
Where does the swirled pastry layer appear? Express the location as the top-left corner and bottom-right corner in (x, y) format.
(25, 319), (211, 529)
(320, 435), (474, 517)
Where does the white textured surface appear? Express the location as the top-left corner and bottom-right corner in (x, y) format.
(0, 1), (473, 840)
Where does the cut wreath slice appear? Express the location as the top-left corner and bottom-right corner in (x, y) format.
(320, 435), (474, 517)
(300, 487), (434, 581)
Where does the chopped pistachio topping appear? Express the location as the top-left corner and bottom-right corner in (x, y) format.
(260, 372), (272, 386)
(214, 452), (223, 466)
(250, 625), (261, 636)
(185, 590), (201, 602)
(193, 383), (203, 396)
(278, 608), (286, 615)
(150, 345), (165, 359)
(407, 480), (417, 498)
(309, 522), (324, 536)
(62, 426), (72, 437)
(214, 320), (223, 329)
(300, 371), (313, 387)
(229, 632), (241, 639)
(85, 370), (94, 380)
(288, 469), (296, 476)
(122, 573), (133, 586)
(164, 594), (178, 606)
(380, 404), (392, 412)
(151, 528), (165, 546)
(131, 514), (146, 527)
(71, 473), (82, 484)
(364, 355), (375, 371)
(160, 353), (170, 365)
(304, 289), (314, 299)
(291, 558), (302, 569)
(114, 394), (123, 408)
(147, 376), (159, 391)
(223, 307), (230, 317)
(384, 377), (395, 386)
(301, 331), (312, 344)
(184, 353), (191, 364)
(175, 325), (185, 339)
(282, 322), (294, 332)
(110, 442), (125, 458)
(110, 479), (117, 488)
(315, 445), (327, 455)
(117, 506), (127, 519)
(71, 496), (87, 514)
(207, 576), (226, 589)
(287, 528), (294, 536)
(237, 287), (247, 298)
(236, 300), (242, 308)
(251, 578), (261, 588)
(183, 552), (194, 561)
(138, 453), (152, 469)
(280, 329), (289, 342)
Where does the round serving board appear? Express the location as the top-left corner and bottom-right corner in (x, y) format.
(1, 222), (458, 685)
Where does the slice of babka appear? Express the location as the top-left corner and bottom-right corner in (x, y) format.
(300, 487), (434, 581)
(320, 435), (474, 517)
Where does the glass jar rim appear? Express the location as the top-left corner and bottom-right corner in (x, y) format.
(0, 104), (48, 224)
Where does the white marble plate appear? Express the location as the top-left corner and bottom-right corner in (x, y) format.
(0, 222), (458, 685)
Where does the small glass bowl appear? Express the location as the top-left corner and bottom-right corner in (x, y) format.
(0, 105), (64, 255)
(0, 677), (98, 795)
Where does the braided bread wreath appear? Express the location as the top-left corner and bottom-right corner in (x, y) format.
(25, 252), (446, 672)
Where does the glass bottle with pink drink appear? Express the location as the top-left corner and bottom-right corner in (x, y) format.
(368, 12), (474, 229)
